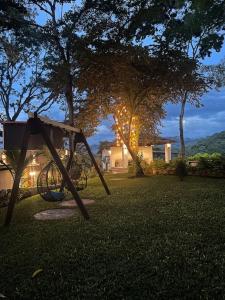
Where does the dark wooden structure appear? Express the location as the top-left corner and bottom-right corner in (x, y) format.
(3, 113), (110, 226)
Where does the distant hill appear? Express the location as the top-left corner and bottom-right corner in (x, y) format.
(186, 131), (225, 156)
(168, 136), (200, 152)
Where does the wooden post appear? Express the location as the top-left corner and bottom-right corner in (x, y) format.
(4, 124), (30, 226)
(80, 132), (111, 195)
(38, 120), (89, 220)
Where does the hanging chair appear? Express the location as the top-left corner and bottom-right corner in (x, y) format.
(69, 159), (88, 191)
(37, 158), (88, 202)
(37, 161), (65, 202)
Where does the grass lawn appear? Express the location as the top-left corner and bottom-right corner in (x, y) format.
(1, 174), (225, 299)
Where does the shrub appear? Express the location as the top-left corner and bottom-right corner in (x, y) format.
(187, 153), (225, 177)
(127, 154), (147, 176)
(188, 152), (222, 161)
(148, 160), (169, 175)
(175, 160), (187, 181)
(0, 189), (10, 207)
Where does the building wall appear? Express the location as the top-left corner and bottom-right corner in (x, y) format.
(0, 170), (13, 190)
(138, 146), (153, 164)
(102, 144), (171, 171)
(110, 146), (154, 168)
(110, 146), (123, 168)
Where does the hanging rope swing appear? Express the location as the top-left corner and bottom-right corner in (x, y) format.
(37, 158), (88, 202)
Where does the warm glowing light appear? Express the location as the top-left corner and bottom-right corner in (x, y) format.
(29, 171), (36, 177)
(123, 144), (128, 155)
(31, 155), (37, 165)
(166, 143), (171, 148)
(1, 153), (6, 163)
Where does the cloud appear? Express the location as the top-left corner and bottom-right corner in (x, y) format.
(88, 120), (114, 144)
(96, 124), (112, 135)
(160, 110), (225, 138)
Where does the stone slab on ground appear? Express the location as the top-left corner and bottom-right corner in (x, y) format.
(34, 208), (76, 220)
(59, 199), (95, 208)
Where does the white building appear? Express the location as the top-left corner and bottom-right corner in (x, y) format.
(101, 137), (174, 173)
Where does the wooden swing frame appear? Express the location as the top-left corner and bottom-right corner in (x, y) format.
(4, 113), (110, 226)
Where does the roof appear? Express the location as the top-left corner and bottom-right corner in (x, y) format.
(28, 113), (81, 134)
(110, 136), (175, 147)
(140, 137), (176, 146)
(1, 113), (81, 135)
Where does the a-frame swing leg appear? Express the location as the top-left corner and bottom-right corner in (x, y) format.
(81, 132), (111, 195)
(38, 122), (89, 220)
(4, 125), (30, 226)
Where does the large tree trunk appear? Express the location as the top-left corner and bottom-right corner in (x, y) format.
(65, 73), (74, 126)
(114, 113), (144, 177)
(126, 144), (145, 177)
(65, 73), (75, 172)
(179, 92), (188, 159)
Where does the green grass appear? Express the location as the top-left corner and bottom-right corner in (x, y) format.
(1, 174), (225, 299)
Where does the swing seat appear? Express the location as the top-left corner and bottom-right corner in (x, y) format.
(43, 191), (65, 202)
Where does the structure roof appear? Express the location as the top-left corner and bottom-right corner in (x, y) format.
(110, 136), (175, 147)
(139, 136), (176, 146)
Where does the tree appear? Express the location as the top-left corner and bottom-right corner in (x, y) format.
(0, 0), (28, 32)
(157, 1), (225, 157)
(205, 59), (225, 89)
(77, 45), (196, 176)
(0, 32), (56, 121)
(32, 0), (108, 162)
(165, 54), (208, 158)
(116, 0), (225, 157)
(97, 140), (114, 155)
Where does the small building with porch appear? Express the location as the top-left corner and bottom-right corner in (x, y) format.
(101, 137), (175, 173)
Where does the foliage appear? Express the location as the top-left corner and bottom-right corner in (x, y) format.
(97, 140), (114, 154)
(0, 187), (32, 208)
(175, 160), (187, 181)
(0, 31), (56, 121)
(32, 1), (101, 135)
(77, 45), (200, 176)
(187, 153), (225, 178)
(0, 0), (28, 32)
(187, 131), (225, 156)
(2, 176), (225, 298)
(128, 153), (145, 177)
(204, 59), (225, 89)
(188, 152), (222, 161)
(153, 0), (225, 158)
(150, 159), (169, 170)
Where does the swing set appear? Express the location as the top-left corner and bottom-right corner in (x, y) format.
(2, 113), (110, 226)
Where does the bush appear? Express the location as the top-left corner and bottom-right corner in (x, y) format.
(149, 160), (169, 175)
(188, 152), (222, 161)
(187, 153), (225, 178)
(127, 155), (145, 176)
(0, 189), (11, 207)
(175, 160), (187, 181)
(0, 188), (33, 208)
